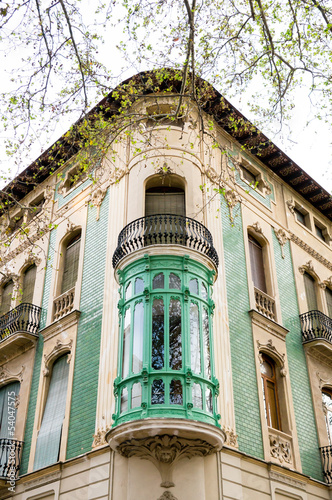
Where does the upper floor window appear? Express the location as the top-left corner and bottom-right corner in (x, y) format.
(260, 354), (281, 430)
(322, 389), (332, 445)
(248, 234), (267, 293)
(0, 381), (20, 438)
(34, 354), (69, 470)
(326, 287), (332, 318)
(22, 264), (37, 303)
(303, 272), (318, 312)
(61, 233), (81, 294)
(0, 281), (14, 316)
(145, 186), (185, 217)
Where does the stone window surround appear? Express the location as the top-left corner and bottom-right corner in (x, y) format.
(287, 198), (332, 247)
(238, 159), (272, 197)
(298, 260), (332, 317)
(27, 310), (79, 473)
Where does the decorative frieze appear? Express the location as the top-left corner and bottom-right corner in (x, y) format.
(116, 434), (215, 488)
(290, 233), (332, 272)
(268, 470), (306, 490)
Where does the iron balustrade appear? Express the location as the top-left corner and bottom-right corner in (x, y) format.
(112, 214), (219, 268)
(0, 303), (41, 343)
(320, 445), (332, 484)
(0, 439), (23, 481)
(300, 310), (332, 345)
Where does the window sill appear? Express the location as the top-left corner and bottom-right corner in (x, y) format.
(249, 309), (289, 341)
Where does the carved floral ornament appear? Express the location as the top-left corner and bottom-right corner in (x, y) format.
(43, 339), (73, 377)
(257, 339), (286, 377)
(286, 198), (295, 214)
(224, 189), (241, 223)
(222, 426), (238, 447)
(273, 227), (290, 259)
(298, 260), (317, 278)
(116, 434), (215, 489)
(269, 433), (292, 465)
(88, 186), (108, 221)
(0, 365), (25, 385)
(0, 271), (19, 288)
(158, 492), (178, 500)
(251, 222), (263, 234)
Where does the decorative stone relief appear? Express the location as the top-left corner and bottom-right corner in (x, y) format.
(0, 271), (19, 288)
(324, 276), (332, 289)
(273, 228), (290, 259)
(298, 260), (316, 276)
(257, 339), (286, 376)
(268, 470), (306, 490)
(290, 232), (332, 272)
(222, 426), (238, 447)
(43, 339), (73, 376)
(269, 433), (292, 464)
(252, 222), (263, 234)
(89, 186), (108, 221)
(260, 178), (272, 195)
(286, 198), (295, 214)
(223, 189), (241, 223)
(21, 253), (42, 271)
(0, 365), (25, 384)
(109, 166), (127, 185)
(92, 426), (111, 447)
(158, 492), (178, 500)
(66, 220), (79, 234)
(117, 434), (214, 488)
(316, 371), (332, 390)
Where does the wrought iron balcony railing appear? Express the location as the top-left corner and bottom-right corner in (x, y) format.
(0, 303), (41, 343)
(300, 310), (332, 345)
(112, 214), (219, 268)
(0, 439), (23, 481)
(320, 445), (332, 484)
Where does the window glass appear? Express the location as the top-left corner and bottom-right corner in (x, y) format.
(151, 379), (165, 405)
(121, 387), (128, 413)
(152, 299), (164, 370)
(125, 282), (132, 301)
(190, 303), (201, 374)
(169, 299), (182, 370)
(169, 273), (181, 290)
(322, 390), (332, 445)
(260, 355), (280, 430)
(131, 383), (142, 409)
(122, 308), (131, 378)
(0, 281), (13, 315)
(189, 278), (198, 295)
(152, 273), (164, 290)
(326, 288), (332, 318)
(192, 383), (203, 409)
(0, 381), (20, 438)
(303, 272), (318, 311)
(248, 234), (267, 293)
(22, 264), (37, 303)
(34, 355), (69, 470)
(202, 308), (211, 379)
(61, 234), (81, 294)
(241, 165), (257, 185)
(134, 278), (144, 295)
(170, 380), (183, 405)
(206, 388), (213, 414)
(145, 187), (185, 217)
(315, 224), (325, 240)
(294, 207), (306, 225)
(201, 283), (208, 300)
(132, 302), (144, 374)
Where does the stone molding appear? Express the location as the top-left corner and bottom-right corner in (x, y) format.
(252, 222), (263, 234)
(116, 434), (215, 488)
(257, 338), (286, 376)
(158, 492), (178, 500)
(298, 260), (318, 277)
(249, 309), (289, 341)
(273, 228), (290, 259)
(88, 186), (108, 221)
(0, 365), (25, 384)
(23, 470), (61, 491)
(223, 189), (241, 223)
(286, 198), (295, 214)
(43, 339), (73, 377)
(268, 470), (306, 490)
(316, 371), (332, 390)
(40, 309), (81, 342)
(92, 427), (111, 448)
(290, 232), (332, 272)
(269, 431), (292, 465)
(222, 426), (238, 448)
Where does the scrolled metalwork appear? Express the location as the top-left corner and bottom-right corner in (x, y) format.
(299, 310), (332, 345)
(112, 214), (219, 268)
(0, 303), (41, 343)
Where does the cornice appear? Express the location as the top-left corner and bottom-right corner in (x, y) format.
(289, 232), (332, 272)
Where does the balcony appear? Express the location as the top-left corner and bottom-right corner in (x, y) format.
(254, 287), (275, 321)
(300, 310), (332, 363)
(53, 287), (75, 321)
(320, 445), (332, 484)
(0, 439), (23, 483)
(112, 214), (219, 268)
(0, 303), (41, 358)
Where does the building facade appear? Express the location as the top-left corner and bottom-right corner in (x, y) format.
(0, 72), (332, 500)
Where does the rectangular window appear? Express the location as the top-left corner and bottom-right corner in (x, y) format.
(248, 235), (267, 293)
(303, 272), (318, 311)
(22, 265), (37, 303)
(61, 235), (81, 294)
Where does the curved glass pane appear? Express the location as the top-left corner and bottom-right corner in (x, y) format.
(322, 391), (332, 444)
(202, 308), (211, 379)
(135, 278), (144, 295)
(125, 282), (132, 301)
(132, 302), (144, 374)
(169, 273), (181, 290)
(169, 299), (182, 370)
(122, 308), (131, 378)
(152, 273), (164, 289)
(121, 387), (128, 413)
(189, 278), (198, 295)
(131, 383), (142, 409)
(260, 360), (273, 378)
(190, 303), (201, 374)
(151, 379), (165, 405)
(201, 283), (208, 300)
(192, 383), (203, 409)
(152, 299), (164, 370)
(170, 379), (183, 405)
(206, 388), (213, 414)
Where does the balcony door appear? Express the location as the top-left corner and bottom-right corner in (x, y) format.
(145, 187), (185, 217)
(304, 272), (318, 312)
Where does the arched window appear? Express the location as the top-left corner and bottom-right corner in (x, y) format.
(34, 354), (70, 470)
(303, 272), (318, 312)
(0, 281), (14, 316)
(322, 389), (332, 445)
(248, 234), (267, 293)
(22, 264), (37, 303)
(145, 186), (185, 217)
(0, 381), (20, 438)
(260, 354), (281, 430)
(61, 232), (81, 294)
(325, 287), (332, 318)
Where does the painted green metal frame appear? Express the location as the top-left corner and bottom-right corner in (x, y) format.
(113, 254), (220, 428)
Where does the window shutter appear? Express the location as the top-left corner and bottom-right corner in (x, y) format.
(0, 381), (20, 438)
(145, 189), (185, 216)
(248, 235), (267, 293)
(0, 281), (14, 315)
(22, 265), (37, 303)
(61, 235), (81, 294)
(34, 355), (69, 470)
(303, 272), (318, 311)
(326, 288), (332, 318)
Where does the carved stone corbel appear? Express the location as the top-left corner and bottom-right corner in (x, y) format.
(223, 189), (241, 223)
(222, 426), (238, 447)
(43, 339), (73, 376)
(273, 228), (290, 259)
(89, 186), (108, 221)
(323, 276), (332, 289)
(286, 199), (295, 214)
(298, 260), (316, 276)
(252, 222), (263, 234)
